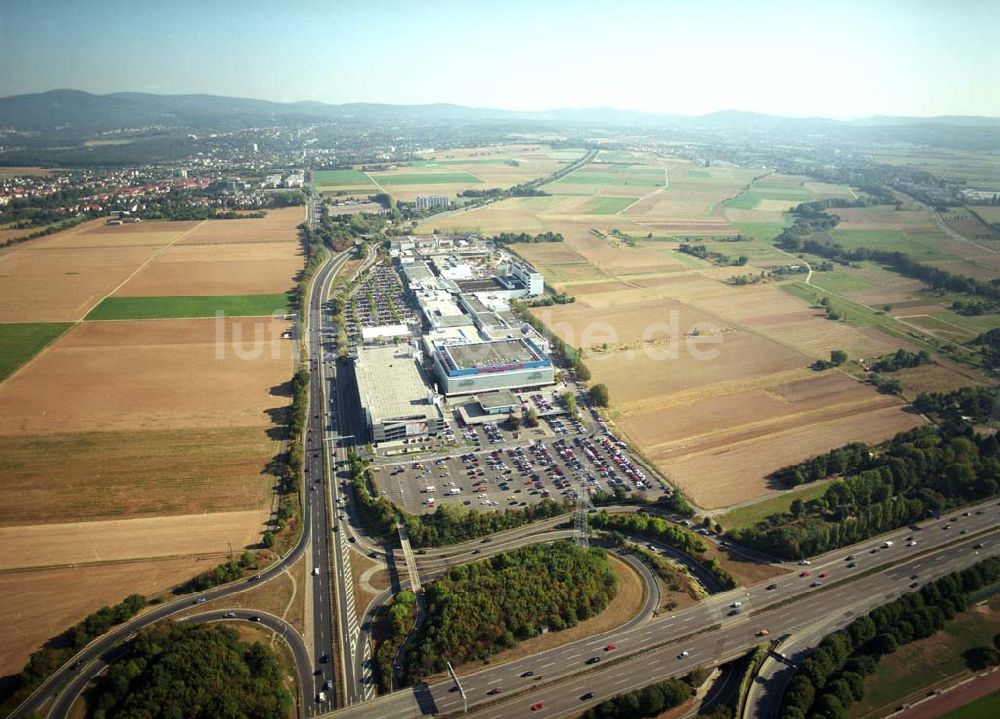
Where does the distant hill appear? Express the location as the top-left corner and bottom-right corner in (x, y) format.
(0, 89), (997, 148)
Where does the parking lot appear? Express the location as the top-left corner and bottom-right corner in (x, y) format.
(372, 406), (662, 515)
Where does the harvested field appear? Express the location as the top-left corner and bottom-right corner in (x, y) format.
(531, 298), (725, 350)
(642, 403), (920, 508)
(0, 555), (209, 677)
(0, 166), (53, 177)
(174, 207), (304, 244)
(0, 243), (167, 321)
(113, 241), (303, 296)
(584, 331), (805, 405)
(0, 510), (269, 571)
(0, 317), (292, 435)
(893, 363), (987, 396)
(0, 426), (279, 527)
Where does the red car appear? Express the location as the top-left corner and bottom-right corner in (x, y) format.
(605, 643), (617, 651)
(819, 572), (828, 578)
(800, 570), (810, 577)
(531, 703), (545, 712)
(487, 688), (502, 695)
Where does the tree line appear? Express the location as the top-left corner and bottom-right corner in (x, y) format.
(780, 556), (1000, 719)
(732, 423), (999, 559)
(581, 676), (693, 719)
(405, 499), (571, 548)
(173, 550), (267, 595)
(973, 328), (1000, 372)
(405, 542), (617, 680)
(88, 622), (292, 719)
(776, 201), (1000, 301)
(373, 590), (417, 693)
(1, 594), (146, 715)
(590, 511), (737, 590)
(679, 242), (748, 267)
(488, 231), (564, 245)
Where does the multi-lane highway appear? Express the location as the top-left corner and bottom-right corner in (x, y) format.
(322, 500), (998, 719)
(305, 223), (351, 713)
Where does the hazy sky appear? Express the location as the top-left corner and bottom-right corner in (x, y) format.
(2, 0), (998, 117)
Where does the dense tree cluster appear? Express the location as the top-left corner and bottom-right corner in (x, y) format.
(406, 542), (617, 679)
(734, 424), (999, 559)
(174, 551), (266, 595)
(590, 512), (737, 589)
(951, 299), (995, 317)
(780, 556), (1000, 719)
(678, 242), (748, 267)
(488, 231), (564, 244)
(768, 442), (873, 488)
(373, 590), (417, 692)
(406, 499), (571, 548)
(589, 383), (610, 407)
(871, 348), (931, 373)
(88, 622), (292, 719)
(913, 386), (999, 426)
(348, 452), (399, 536)
(812, 349), (849, 371)
(973, 328), (1000, 372)
(580, 677), (692, 719)
(2, 594), (146, 715)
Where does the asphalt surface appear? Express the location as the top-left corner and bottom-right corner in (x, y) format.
(321, 500), (999, 719)
(305, 230), (353, 713)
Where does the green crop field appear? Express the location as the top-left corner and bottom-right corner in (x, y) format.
(943, 692), (1000, 719)
(808, 269), (877, 294)
(782, 283), (889, 328)
(313, 169), (375, 187)
(371, 172), (482, 185)
(723, 189), (812, 210)
(589, 197), (638, 214)
(0, 322), (74, 381)
(829, 229), (952, 261)
(730, 221), (793, 242)
(669, 249), (710, 269)
(85, 294), (290, 321)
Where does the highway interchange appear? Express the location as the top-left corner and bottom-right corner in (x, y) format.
(9, 195), (998, 719)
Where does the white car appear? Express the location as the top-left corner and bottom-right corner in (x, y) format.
(312, 567), (320, 576)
